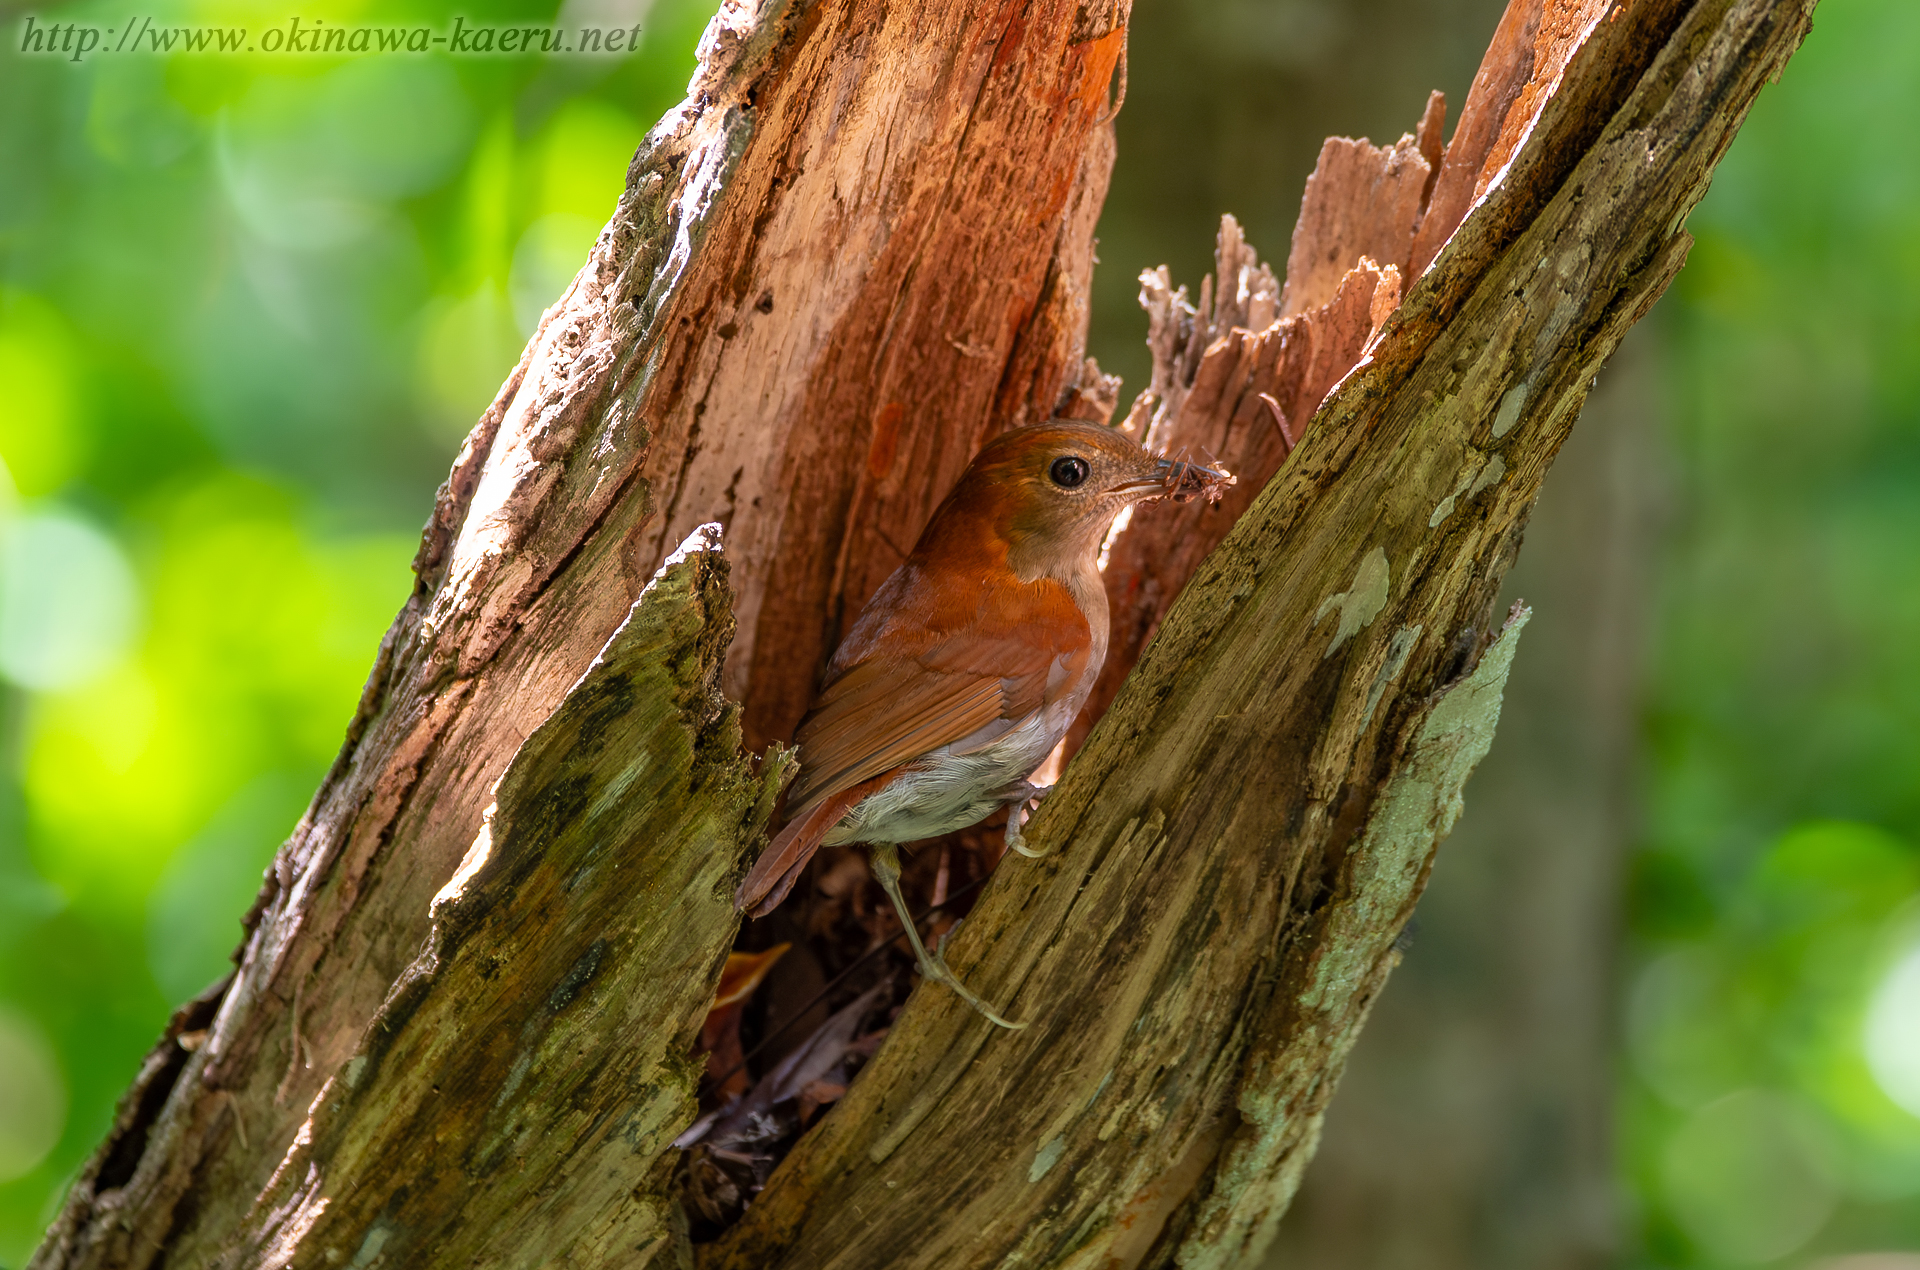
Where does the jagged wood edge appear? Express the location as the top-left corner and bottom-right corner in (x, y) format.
(704, 1), (1817, 1267)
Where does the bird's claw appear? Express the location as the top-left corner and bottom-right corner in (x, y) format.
(1005, 817), (1045, 859)
(917, 943), (1027, 1031)
(1003, 782), (1052, 859)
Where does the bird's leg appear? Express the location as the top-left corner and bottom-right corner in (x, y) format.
(869, 843), (1026, 1030)
(999, 780), (1053, 858)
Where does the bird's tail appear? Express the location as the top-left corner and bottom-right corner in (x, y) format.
(734, 772), (894, 918)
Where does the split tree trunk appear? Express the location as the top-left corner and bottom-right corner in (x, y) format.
(31, 0), (1813, 1266)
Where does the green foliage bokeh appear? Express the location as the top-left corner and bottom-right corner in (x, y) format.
(0, 0), (1915, 1265)
(0, 0), (716, 1255)
(1624, 0), (1920, 1261)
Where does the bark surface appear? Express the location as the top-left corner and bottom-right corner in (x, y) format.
(29, 0), (1812, 1266)
(1274, 327), (1661, 1270)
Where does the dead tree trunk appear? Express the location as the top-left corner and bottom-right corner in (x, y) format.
(1274, 325), (1663, 1270)
(31, 0), (1813, 1266)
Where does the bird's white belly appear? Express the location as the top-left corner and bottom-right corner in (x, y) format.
(823, 711), (1060, 847)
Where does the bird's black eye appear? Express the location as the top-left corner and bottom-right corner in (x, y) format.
(1049, 455), (1090, 488)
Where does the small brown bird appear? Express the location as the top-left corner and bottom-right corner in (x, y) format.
(735, 420), (1228, 1028)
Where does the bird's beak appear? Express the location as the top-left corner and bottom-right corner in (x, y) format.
(1109, 457), (1235, 504)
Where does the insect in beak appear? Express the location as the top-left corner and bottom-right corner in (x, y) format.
(1149, 455), (1234, 504)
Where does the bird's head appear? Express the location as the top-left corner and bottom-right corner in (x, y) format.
(924, 420), (1232, 581)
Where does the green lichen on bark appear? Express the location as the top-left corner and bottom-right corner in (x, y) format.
(230, 528), (790, 1269)
(1186, 609), (1530, 1268)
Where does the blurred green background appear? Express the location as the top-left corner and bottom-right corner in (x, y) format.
(0, 0), (1914, 1267)
(0, 0), (717, 1253)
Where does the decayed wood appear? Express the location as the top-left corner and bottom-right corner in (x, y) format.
(1276, 328), (1661, 1270)
(1069, 215), (1402, 760)
(705, 0), (1815, 1266)
(1070, 88), (1458, 764)
(32, 0), (1130, 1264)
(228, 529), (787, 1267)
(1278, 91), (1441, 318)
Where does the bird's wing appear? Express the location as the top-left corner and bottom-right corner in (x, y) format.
(785, 615), (1085, 810)
(733, 573), (1090, 917)
(731, 653), (1042, 917)
(733, 647), (1061, 917)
